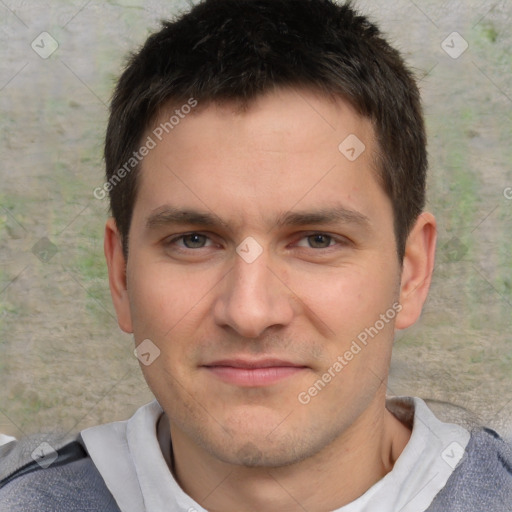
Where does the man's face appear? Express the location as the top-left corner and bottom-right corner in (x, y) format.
(116, 88), (404, 466)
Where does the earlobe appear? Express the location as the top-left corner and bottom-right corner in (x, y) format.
(395, 212), (437, 330)
(104, 218), (133, 333)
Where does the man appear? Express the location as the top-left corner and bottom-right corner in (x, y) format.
(1, 0), (511, 510)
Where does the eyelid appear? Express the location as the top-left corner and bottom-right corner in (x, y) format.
(292, 231), (351, 248)
(165, 232), (216, 249)
(163, 230), (351, 251)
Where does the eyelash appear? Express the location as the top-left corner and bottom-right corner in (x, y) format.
(165, 232), (349, 252)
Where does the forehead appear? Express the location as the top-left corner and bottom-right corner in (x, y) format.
(151, 89), (374, 158)
(134, 88), (389, 231)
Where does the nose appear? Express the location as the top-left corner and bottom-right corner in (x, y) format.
(213, 247), (295, 338)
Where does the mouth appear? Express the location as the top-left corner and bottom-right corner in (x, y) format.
(202, 358), (308, 387)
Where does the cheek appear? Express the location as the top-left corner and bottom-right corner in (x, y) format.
(286, 261), (398, 337)
(126, 259), (226, 346)
(128, 278), (171, 337)
(127, 262), (192, 337)
(128, 266), (206, 390)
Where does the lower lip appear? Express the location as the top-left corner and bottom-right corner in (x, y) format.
(204, 366), (306, 386)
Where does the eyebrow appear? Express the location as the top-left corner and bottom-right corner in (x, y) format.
(274, 207), (370, 229)
(145, 205), (371, 232)
(146, 208), (222, 230)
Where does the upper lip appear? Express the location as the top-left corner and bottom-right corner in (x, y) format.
(203, 358), (307, 369)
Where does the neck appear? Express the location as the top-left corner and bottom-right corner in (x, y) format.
(167, 397), (411, 511)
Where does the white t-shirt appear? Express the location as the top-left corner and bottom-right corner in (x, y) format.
(81, 397), (470, 512)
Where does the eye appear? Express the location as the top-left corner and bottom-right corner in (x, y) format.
(296, 233), (337, 249)
(171, 233), (212, 249)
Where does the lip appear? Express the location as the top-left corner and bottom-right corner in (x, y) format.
(202, 359), (308, 387)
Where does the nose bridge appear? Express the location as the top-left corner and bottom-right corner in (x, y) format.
(214, 246), (293, 337)
(230, 249), (274, 309)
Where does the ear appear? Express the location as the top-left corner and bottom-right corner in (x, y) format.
(395, 212), (437, 330)
(104, 218), (133, 333)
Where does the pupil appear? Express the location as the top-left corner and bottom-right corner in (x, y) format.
(185, 234), (205, 248)
(310, 234), (330, 248)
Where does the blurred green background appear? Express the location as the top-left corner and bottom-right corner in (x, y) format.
(0, 0), (511, 439)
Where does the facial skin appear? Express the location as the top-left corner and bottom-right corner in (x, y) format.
(105, 88), (436, 511)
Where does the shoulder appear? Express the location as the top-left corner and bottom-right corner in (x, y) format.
(459, 427), (512, 481)
(0, 435), (120, 512)
(427, 427), (512, 511)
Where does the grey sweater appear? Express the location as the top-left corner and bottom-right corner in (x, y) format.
(1, 427), (511, 511)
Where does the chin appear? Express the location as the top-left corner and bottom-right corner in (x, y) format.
(197, 426), (324, 468)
